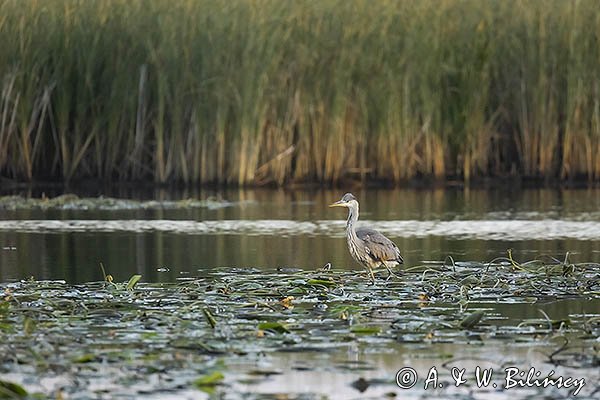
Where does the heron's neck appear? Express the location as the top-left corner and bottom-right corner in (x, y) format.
(346, 205), (359, 239)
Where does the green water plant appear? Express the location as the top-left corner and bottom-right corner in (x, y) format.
(1, 0), (599, 184)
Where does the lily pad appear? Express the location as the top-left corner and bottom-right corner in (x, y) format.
(459, 311), (485, 329)
(193, 371), (224, 394)
(350, 326), (381, 335)
(258, 322), (290, 334)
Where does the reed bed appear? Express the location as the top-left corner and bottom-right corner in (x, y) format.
(0, 0), (599, 185)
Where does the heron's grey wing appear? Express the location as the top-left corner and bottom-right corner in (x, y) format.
(356, 228), (403, 264)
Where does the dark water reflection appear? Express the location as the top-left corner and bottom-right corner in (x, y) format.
(1, 188), (600, 283)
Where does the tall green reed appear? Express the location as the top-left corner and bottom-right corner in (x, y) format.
(0, 0), (598, 185)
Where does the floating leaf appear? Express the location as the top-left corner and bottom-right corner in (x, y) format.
(307, 279), (336, 287)
(0, 380), (28, 398)
(126, 274), (142, 290)
(247, 369), (283, 376)
(459, 311), (485, 329)
(258, 322), (290, 334)
(72, 353), (98, 363)
(350, 326), (381, 335)
(194, 371), (224, 393)
(287, 287), (307, 295)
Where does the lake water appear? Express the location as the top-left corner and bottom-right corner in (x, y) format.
(0, 187), (598, 399)
(1, 187), (600, 283)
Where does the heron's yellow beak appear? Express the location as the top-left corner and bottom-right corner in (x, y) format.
(329, 200), (346, 207)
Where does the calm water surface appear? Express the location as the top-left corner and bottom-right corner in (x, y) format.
(1, 188), (600, 283)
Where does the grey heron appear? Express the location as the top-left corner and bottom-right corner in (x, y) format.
(329, 193), (403, 283)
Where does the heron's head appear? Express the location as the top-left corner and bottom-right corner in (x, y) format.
(329, 193), (358, 209)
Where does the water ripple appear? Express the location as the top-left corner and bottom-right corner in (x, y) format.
(0, 219), (599, 240)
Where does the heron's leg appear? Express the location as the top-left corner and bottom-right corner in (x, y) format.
(368, 267), (375, 284)
(382, 262), (394, 281)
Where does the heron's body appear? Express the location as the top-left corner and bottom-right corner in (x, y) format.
(330, 193), (403, 282)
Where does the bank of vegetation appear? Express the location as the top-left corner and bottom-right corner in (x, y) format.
(0, 0), (599, 185)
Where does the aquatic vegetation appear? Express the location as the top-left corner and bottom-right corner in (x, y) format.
(0, 194), (241, 210)
(1, 1), (600, 184)
(0, 380), (27, 398)
(0, 257), (598, 398)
